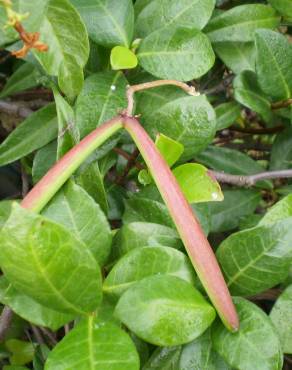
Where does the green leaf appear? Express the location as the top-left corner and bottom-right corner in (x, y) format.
(115, 275), (216, 346)
(76, 161), (108, 215)
(155, 133), (184, 167)
(259, 194), (292, 225)
(196, 146), (272, 189)
(205, 4), (280, 43)
(42, 180), (112, 266)
(0, 203), (102, 315)
(216, 218), (292, 296)
(212, 297), (283, 370)
(3, 366), (29, 370)
(0, 276), (73, 331)
(111, 46), (138, 70)
(142, 346), (181, 370)
(70, 0), (134, 48)
(268, 0), (292, 18)
(135, 0), (215, 37)
(173, 163), (223, 204)
(255, 29), (292, 101)
(104, 246), (196, 299)
(138, 27), (215, 81)
(0, 104), (57, 166)
(45, 317), (140, 370)
(0, 201), (12, 230)
(5, 339), (34, 366)
(15, 0), (49, 30)
(270, 127), (292, 170)
(111, 222), (183, 261)
(35, 0), (89, 99)
(0, 63), (40, 99)
(144, 96), (216, 161)
(32, 141), (57, 184)
(213, 42), (256, 74)
(75, 71), (127, 138)
(233, 70), (272, 123)
(215, 102), (241, 131)
(270, 284), (292, 354)
(208, 189), (261, 233)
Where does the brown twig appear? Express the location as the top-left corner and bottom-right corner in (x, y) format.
(125, 80), (199, 116)
(113, 147), (144, 170)
(0, 306), (13, 341)
(39, 327), (57, 346)
(211, 169), (292, 187)
(271, 98), (292, 110)
(116, 148), (140, 185)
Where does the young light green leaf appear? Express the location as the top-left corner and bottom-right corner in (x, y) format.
(5, 339), (34, 366)
(0, 203), (102, 315)
(215, 102), (241, 131)
(115, 275), (216, 346)
(104, 246), (196, 299)
(216, 218), (292, 296)
(0, 63), (40, 99)
(144, 96), (216, 161)
(135, 0), (215, 37)
(270, 285), (292, 354)
(111, 46), (138, 70)
(45, 317), (140, 370)
(138, 27), (215, 81)
(32, 141), (57, 184)
(0, 104), (57, 167)
(111, 222), (183, 260)
(268, 0), (292, 18)
(213, 42), (256, 74)
(70, 0), (134, 48)
(208, 189), (261, 233)
(75, 71), (127, 138)
(76, 161), (108, 215)
(233, 70), (272, 123)
(205, 4), (280, 43)
(0, 276), (74, 331)
(42, 181), (112, 266)
(212, 298), (283, 370)
(259, 194), (292, 225)
(155, 133), (184, 167)
(35, 0), (89, 99)
(270, 127), (292, 170)
(0, 201), (12, 230)
(255, 29), (292, 100)
(173, 163), (223, 204)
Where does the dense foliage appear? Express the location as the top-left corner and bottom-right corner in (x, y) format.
(0, 0), (291, 369)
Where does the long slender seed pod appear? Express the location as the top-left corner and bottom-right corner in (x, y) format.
(21, 117), (123, 212)
(122, 115), (239, 332)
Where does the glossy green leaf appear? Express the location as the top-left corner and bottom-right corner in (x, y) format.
(0, 104), (57, 166)
(0, 201), (12, 230)
(135, 0), (215, 37)
(142, 346), (181, 370)
(208, 189), (261, 233)
(259, 194), (292, 225)
(205, 4), (280, 43)
(155, 133), (184, 167)
(32, 141), (57, 184)
(270, 284), (292, 354)
(217, 217), (292, 296)
(212, 297), (283, 370)
(196, 146), (272, 189)
(111, 46), (138, 70)
(138, 27), (215, 81)
(270, 127), (292, 170)
(255, 29), (292, 101)
(115, 275), (216, 346)
(35, 0), (89, 99)
(233, 70), (272, 123)
(215, 102), (241, 131)
(5, 339), (34, 366)
(104, 246), (196, 299)
(0, 276), (74, 331)
(42, 180), (112, 266)
(111, 222), (183, 260)
(173, 163), (223, 204)
(75, 71), (127, 138)
(45, 317), (140, 370)
(14, 0), (49, 30)
(144, 96), (216, 161)
(213, 42), (256, 74)
(76, 161), (108, 215)
(268, 0), (292, 18)
(0, 63), (40, 99)
(0, 203), (102, 315)
(70, 0), (134, 48)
